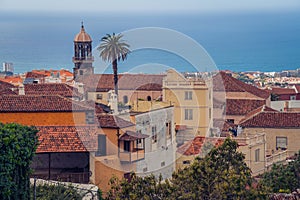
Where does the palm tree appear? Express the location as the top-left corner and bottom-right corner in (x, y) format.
(98, 33), (130, 96)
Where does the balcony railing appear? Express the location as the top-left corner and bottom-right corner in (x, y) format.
(163, 81), (206, 88)
(31, 171), (90, 184)
(119, 149), (145, 162)
(266, 151), (288, 168)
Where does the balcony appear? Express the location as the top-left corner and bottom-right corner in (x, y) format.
(119, 149), (145, 162)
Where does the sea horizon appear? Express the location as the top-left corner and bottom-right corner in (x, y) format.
(1, 11), (300, 74)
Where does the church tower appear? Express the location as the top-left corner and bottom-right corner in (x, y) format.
(73, 22), (94, 79)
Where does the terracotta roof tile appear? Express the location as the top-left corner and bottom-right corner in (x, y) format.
(0, 80), (17, 95)
(36, 126), (98, 153)
(25, 72), (47, 79)
(0, 95), (92, 112)
(294, 85), (300, 93)
(119, 130), (149, 141)
(269, 87), (296, 95)
(240, 112), (300, 128)
(78, 74), (165, 92)
(0, 76), (23, 86)
(24, 83), (82, 98)
(177, 136), (248, 156)
(177, 137), (224, 156)
(213, 72), (270, 99)
(226, 99), (266, 115)
(97, 115), (134, 129)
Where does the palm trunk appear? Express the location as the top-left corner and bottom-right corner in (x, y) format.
(112, 59), (118, 96)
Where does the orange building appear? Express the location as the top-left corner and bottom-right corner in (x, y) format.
(0, 95), (94, 126)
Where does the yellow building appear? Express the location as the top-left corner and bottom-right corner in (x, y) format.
(239, 106), (300, 168)
(162, 69), (212, 144)
(176, 133), (266, 176)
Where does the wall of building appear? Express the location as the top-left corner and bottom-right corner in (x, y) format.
(243, 128), (300, 156)
(0, 112), (87, 126)
(271, 100), (300, 111)
(133, 107), (176, 179)
(87, 90), (162, 105)
(93, 156), (129, 195)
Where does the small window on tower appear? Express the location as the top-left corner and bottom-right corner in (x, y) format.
(79, 70), (83, 75)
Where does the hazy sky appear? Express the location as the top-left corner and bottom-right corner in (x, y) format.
(1, 0), (300, 13)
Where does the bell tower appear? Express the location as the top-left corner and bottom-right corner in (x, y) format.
(73, 22), (94, 80)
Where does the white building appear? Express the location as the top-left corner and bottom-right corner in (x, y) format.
(2, 62), (14, 73)
(132, 106), (176, 179)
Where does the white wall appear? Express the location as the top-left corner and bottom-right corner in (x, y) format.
(134, 107), (176, 179)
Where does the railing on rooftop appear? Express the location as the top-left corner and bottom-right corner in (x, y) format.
(266, 150), (288, 168)
(119, 149), (145, 163)
(163, 80), (206, 88)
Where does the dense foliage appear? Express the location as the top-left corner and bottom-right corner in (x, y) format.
(30, 183), (84, 200)
(106, 138), (267, 199)
(261, 151), (300, 193)
(0, 123), (39, 199)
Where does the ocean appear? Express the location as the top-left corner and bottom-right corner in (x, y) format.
(0, 11), (300, 74)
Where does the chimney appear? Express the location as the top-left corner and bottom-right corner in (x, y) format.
(18, 84), (25, 95)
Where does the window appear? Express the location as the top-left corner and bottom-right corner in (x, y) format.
(96, 135), (106, 156)
(184, 109), (193, 120)
(276, 137), (287, 150)
(79, 70), (83, 75)
(123, 95), (128, 104)
(290, 95), (296, 100)
(185, 91), (192, 100)
(96, 94), (103, 100)
(152, 126), (157, 143)
(255, 149), (260, 162)
(166, 122), (172, 139)
(85, 111), (95, 124)
(143, 167), (148, 172)
(147, 96), (152, 101)
(161, 161), (165, 167)
(124, 141), (130, 152)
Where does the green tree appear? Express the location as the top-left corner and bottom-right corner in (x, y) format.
(106, 173), (172, 200)
(98, 33), (130, 96)
(0, 123), (39, 199)
(106, 138), (267, 199)
(171, 138), (262, 199)
(30, 183), (84, 200)
(261, 151), (300, 193)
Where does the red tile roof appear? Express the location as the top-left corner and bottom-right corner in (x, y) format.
(240, 112), (300, 128)
(213, 72), (270, 99)
(79, 74), (165, 92)
(119, 130), (149, 141)
(0, 95), (92, 112)
(0, 76), (23, 86)
(177, 136), (248, 156)
(177, 137), (224, 156)
(0, 80), (17, 95)
(242, 105), (278, 121)
(36, 126), (97, 153)
(25, 72), (47, 79)
(24, 83), (82, 98)
(269, 87), (296, 95)
(294, 85), (300, 93)
(226, 99), (266, 115)
(97, 115), (134, 129)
